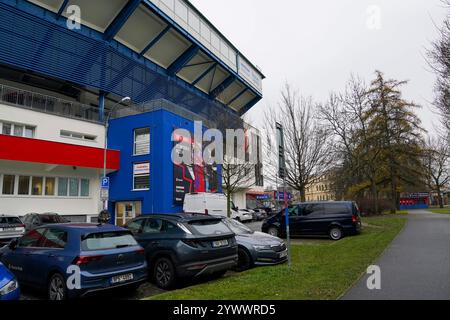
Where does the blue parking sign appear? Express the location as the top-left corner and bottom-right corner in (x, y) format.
(101, 177), (110, 189)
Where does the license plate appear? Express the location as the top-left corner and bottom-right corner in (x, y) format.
(111, 273), (134, 284)
(279, 251), (288, 258)
(212, 239), (228, 248)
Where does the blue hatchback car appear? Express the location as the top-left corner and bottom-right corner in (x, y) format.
(0, 224), (147, 300)
(0, 262), (20, 300)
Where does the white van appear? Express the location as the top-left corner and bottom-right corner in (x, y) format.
(183, 193), (252, 222)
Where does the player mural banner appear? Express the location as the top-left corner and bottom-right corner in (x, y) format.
(172, 131), (219, 206)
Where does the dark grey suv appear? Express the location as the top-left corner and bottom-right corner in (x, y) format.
(125, 214), (238, 289)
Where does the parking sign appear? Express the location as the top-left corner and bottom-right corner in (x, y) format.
(101, 177), (110, 189)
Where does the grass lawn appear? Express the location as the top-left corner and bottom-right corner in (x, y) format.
(428, 207), (450, 215)
(147, 215), (406, 300)
(383, 210), (408, 215)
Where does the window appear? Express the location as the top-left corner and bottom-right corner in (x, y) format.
(19, 229), (46, 248)
(289, 205), (300, 216)
(133, 162), (150, 190)
(2, 123), (11, 135)
(80, 179), (89, 197)
(69, 178), (79, 197)
(134, 128), (150, 155)
(1, 121), (34, 138)
(188, 220), (230, 236)
(31, 177), (43, 195)
(45, 177), (55, 196)
(127, 219), (145, 234)
(302, 203), (324, 216)
(142, 219), (163, 234)
(2, 175), (15, 195)
(324, 203), (350, 215)
(58, 178), (68, 196)
(41, 229), (67, 249)
(18, 176), (30, 195)
(60, 130), (97, 142)
(81, 231), (138, 251)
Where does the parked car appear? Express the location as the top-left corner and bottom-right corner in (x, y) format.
(0, 262), (20, 301)
(0, 215), (25, 244)
(125, 214), (238, 289)
(0, 224), (147, 300)
(262, 201), (362, 241)
(222, 218), (287, 271)
(183, 193), (251, 222)
(250, 209), (267, 221)
(22, 213), (68, 230)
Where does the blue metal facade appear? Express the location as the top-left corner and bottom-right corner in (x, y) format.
(107, 108), (222, 217)
(0, 0), (261, 118)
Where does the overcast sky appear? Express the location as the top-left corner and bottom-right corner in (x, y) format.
(190, 0), (448, 134)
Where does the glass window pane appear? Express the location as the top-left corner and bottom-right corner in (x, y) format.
(2, 123), (11, 135)
(13, 125), (23, 137)
(80, 179), (89, 197)
(58, 178), (68, 196)
(45, 177), (55, 196)
(25, 126), (34, 138)
(134, 128), (150, 155)
(2, 175), (15, 195)
(69, 178), (79, 197)
(31, 177), (43, 196)
(18, 176), (30, 195)
(134, 175), (149, 190)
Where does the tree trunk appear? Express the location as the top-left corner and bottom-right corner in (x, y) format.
(437, 186), (444, 208)
(226, 191), (232, 218)
(300, 186), (306, 202)
(370, 179), (379, 214)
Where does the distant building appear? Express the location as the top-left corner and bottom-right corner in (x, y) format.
(305, 175), (336, 202)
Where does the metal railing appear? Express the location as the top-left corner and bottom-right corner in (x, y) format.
(0, 84), (103, 123)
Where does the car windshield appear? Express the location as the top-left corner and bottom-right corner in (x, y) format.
(224, 218), (253, 235)
(188, 219), (231, 236)
(81, 231), (138, 251)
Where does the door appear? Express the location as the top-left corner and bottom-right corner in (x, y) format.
(298, 203), (325, 235)
(115, 201), (142, 226)
(2, 228), (46, 284)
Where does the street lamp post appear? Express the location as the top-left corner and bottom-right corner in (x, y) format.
(102, 96), (131, 211)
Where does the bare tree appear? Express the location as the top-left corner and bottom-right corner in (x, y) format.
(427, 0), (450, 134)
(424, 135), (450, 208)
(263, 84), (332, 202)
(319, 75), (383, 214)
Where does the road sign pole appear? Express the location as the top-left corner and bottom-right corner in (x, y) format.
(283, 178), (291, 268)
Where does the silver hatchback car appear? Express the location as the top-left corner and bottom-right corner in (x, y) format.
(0, 215), (25, 243)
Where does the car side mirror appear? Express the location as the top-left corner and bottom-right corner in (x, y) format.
(8, 239), (18, 250)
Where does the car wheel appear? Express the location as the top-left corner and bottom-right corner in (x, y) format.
(48, 273), (67, 301)
(329, 227), (343, 241)
(235, 248), (252, 272)
(154, 257), (176, 289)
(267, 227), (279, 237)
(235, 217), (241, 222)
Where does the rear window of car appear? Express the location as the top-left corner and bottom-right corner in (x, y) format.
(188, 219), (231, 236)
(81, 231), (138, 251)
(0, 217), (22, 225)
(41, 215), (63, 223)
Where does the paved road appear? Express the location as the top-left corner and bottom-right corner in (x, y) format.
(343, 210), (450, 300)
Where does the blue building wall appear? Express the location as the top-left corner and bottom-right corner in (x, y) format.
(107, 109), (222, 218)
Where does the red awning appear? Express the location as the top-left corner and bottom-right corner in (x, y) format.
(0, 135), (120, 170)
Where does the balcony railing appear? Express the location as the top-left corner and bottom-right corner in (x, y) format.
(0, 84), (103, 123)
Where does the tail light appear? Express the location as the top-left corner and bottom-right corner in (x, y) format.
(135, 248), (145, 256)
(18, 224), (25, 228)
(72, 255), (104, 266)
(205, 209), (209, 215)
(352, 214), (357, 223)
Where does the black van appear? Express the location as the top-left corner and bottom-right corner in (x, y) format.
(261, 201), (362, 240)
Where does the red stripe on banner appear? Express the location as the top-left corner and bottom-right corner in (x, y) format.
(0, 135), (120, 170)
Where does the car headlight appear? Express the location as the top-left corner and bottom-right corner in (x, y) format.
(0, 278), (19, 296)
(253, 245), (271, 251)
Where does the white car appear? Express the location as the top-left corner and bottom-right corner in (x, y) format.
(231, 209), (253, 222)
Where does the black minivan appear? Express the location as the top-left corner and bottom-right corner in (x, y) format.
(261, 201), (362, 240)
